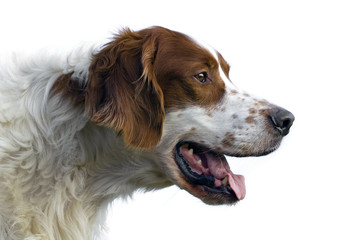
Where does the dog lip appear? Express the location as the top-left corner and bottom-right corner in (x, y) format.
(174, 141), (240, 199)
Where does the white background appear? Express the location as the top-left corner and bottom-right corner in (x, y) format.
(1, 0), (351, 239)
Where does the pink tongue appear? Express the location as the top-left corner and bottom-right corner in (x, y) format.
(206, 153), (246, 200)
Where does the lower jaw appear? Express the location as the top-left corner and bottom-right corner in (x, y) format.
(190, 185), (240, 205)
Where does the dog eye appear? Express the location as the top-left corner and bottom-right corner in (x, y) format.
(194, 72), (208, 83)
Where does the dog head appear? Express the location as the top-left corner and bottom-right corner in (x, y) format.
(85, 26), (294, 204)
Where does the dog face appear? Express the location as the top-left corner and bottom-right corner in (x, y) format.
(85, 26), (294, 205)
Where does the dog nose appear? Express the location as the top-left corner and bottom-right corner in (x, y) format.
(269, 107), (295, 136)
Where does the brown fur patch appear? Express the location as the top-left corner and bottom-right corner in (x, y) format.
(221, 132), (235, 148)
(51, 73), (86, 104)
(245, 116), (256, 124)
(259, 109), (269, 116)
(257, 100), (269, 106)
(85, 28), (165, 149)
(151, 28), (225, 109)
(249, 108), (257, 115)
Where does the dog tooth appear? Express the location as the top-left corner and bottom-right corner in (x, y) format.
(222, 176), (228, 185)
(197, 160), (202, 165)
(188, 148), (193, 155)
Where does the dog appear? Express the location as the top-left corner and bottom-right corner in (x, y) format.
(0, 26), (294, 239)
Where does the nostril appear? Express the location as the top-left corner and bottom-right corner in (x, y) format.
(282, 119), (293, 129)
(269, 108), (295, 136)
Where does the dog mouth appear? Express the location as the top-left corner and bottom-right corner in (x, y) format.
(175, 142), (246, 202)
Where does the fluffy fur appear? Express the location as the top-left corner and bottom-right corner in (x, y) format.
(0, 26), (294, 239)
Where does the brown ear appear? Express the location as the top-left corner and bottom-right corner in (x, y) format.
(85, 28), (165, 149)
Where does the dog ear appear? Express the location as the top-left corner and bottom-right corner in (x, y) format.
(85, 28), (165, 149)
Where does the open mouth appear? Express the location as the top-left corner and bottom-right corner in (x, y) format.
(175, 142), (246, 202)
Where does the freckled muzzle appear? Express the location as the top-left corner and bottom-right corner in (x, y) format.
(242, 105), (295, 156)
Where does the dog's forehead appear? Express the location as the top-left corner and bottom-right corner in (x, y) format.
(196, 40), (236, 90)
(159, 31), (219, 69)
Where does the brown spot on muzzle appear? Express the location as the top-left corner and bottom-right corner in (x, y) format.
(245, 116), (256, 124)
(221, 132), (235, 148)
(249, 108), (257, 115)
(230, 90), (238, 95)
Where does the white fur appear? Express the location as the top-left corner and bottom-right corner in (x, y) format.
(0, 46), (171, 240)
